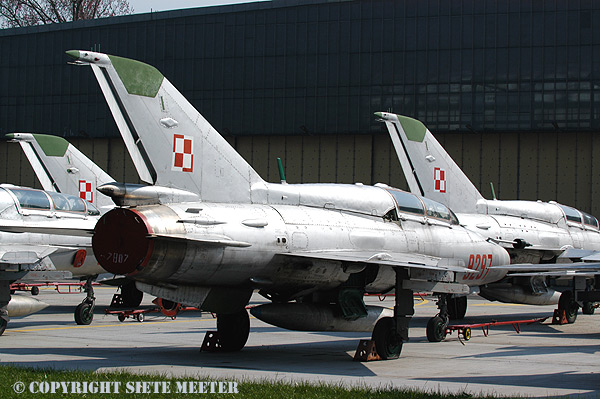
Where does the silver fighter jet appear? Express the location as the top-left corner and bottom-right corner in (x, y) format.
(377, 112), (600, 327)
(65, 50), (599, 357)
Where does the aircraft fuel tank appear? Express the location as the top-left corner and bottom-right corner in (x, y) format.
(479, 284), (561, 305)
(250, 303), (393, 332)
(7, 295), (49, 317)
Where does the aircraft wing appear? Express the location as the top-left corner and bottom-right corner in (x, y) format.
(281, 251), (474, 273)
(0, 221), (95, 237)
(280, 251), (474, 294)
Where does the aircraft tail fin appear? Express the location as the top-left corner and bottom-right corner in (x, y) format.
(375, 113), (483, 213)
(66, 50), (266, 204)
(6, 133), (115, 211)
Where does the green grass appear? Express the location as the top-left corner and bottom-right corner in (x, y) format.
(0, 364), (519, 399)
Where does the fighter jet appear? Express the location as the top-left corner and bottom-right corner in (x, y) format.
(67, 49), (586, 358)
(5, 133), (145, 314)
(377, 112), (600, 324)
(0, 183), (99, 334)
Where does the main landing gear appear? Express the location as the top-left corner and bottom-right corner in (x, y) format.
(371, 268), (413, 359)
(74, 276), (96, 325)
(216, 309), (250, 352)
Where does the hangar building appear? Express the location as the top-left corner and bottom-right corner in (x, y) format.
(1, 0), (599, 213)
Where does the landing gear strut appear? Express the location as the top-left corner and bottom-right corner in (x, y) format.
(74, 276), (95, 325)
(427, 294), (450, 342)
(216, 309), (250, 351)
(371, 268), (413, 359)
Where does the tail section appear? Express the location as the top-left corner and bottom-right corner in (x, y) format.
(6, 133), (115, 212)
(375, 112), (483, 213)
(66, 50), (266, 204)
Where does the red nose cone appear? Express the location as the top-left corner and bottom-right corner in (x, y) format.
(92, 208), (154, 275)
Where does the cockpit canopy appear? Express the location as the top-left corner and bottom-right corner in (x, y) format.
(385, 188), (459, 225)
(557, 204), (599, 230)
(2, 186), (99, 216)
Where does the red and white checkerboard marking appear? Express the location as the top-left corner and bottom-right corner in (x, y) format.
(79, 180), (94, 203)
(434, 167), (446, 193)
(172, 134), (194, 173)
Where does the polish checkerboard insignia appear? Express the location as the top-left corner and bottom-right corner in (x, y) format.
(79, 180), (94, 203)
(172, 134), (194, 172)
(434, 167), (446, 193)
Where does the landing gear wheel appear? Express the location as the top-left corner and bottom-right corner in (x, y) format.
(217, 309), (250, 352)
(121, 282), (143, 308)
(582, 302), (595, 315)
(74, 302), (94, 325)
(558, 291), (578, 324)
(31, 286), (39, 296)
(372, 317), (403, 360)
(0, 318), (7, 336)
(447, 296), (467, 320)
(426, 315), (447, 342)
(462, 327), (472, 341)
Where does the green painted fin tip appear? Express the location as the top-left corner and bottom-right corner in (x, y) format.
(32, 134), (69, 157)
(108, 55), (164, 98)
(397, 115), (427, 143)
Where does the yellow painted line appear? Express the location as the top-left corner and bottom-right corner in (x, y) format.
(11, 317), (215, 333)
(10, 313), (266, 333)
(415, 299), (429, 306)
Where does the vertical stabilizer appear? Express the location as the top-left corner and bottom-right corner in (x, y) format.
(375, 112), (483, 213)
(66, 50), (266, 204)
(6, 133), (115, 211)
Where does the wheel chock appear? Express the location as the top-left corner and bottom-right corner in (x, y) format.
(201, 331), (222, 352)
(353, 340), (381, 362)
(109, 294), (124, 308)
(552, 309), (568, 325)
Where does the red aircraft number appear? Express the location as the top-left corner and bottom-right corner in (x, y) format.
(466, 254), (492, 280)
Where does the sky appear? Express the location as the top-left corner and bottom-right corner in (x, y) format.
(126, 0), (264, 14)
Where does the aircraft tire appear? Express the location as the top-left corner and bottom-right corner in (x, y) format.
(447, 295), (467, 320)
(0, 318), (6, 336)
(74, 302), (94, 325)
(31, 286), (39, 296)
(558, 291), (578, 324)
(371, 317), (402, 360)
(217, 309), (250, 352)
(582, 302), (595, 315)
(426, 316), (447, 342)
(121, 282), (143, 308)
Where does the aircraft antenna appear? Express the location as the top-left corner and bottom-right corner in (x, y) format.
(490, 182), (497, 200)
(277, 157), (287, 184)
